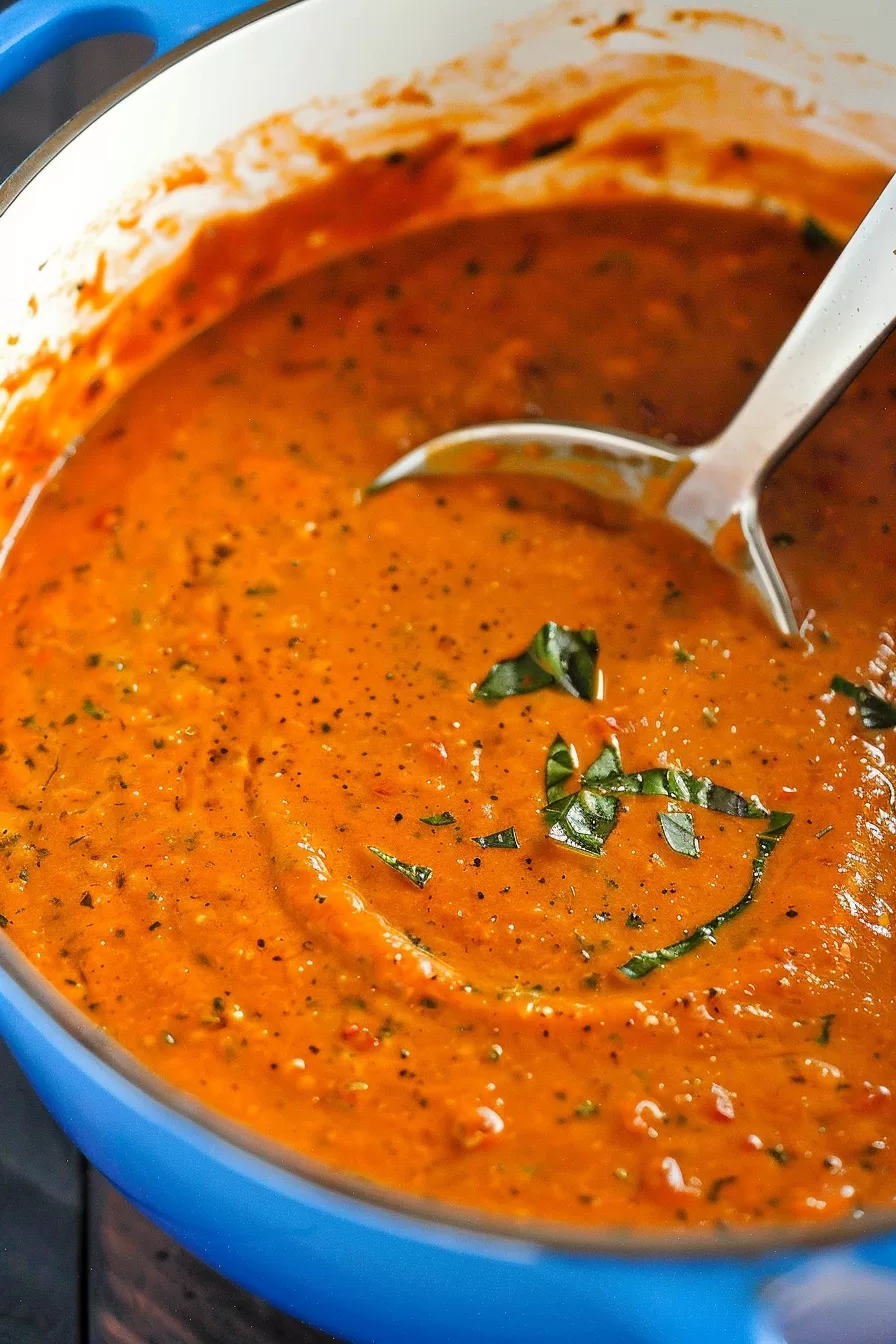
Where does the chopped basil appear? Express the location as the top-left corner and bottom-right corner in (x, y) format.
(82, 698), (108, 720)
(591, 763), (765, 820)
(475, 622), (599, 701)
(802, 216), (839, 252)
(471, 827), (520, 849)
(817, 1013), (835, 1046)
(420, 812), (456, 826)
(542, 737), (625, 855)
(658, 809), (699, 858)
(619, 811), (793, 979)
(545, 733), (577, 804)
(368, 846), (432, 889)
(830, 675), (896, 730)
(706, 1175), (737, 1204)
(581, 737), (623, 787)
(546, 788), (618, 856)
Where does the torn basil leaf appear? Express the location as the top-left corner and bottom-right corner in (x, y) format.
(420, 812), (456, 826)
(471, 827), (520, 849)
(619, 811), (793, 979)
(368, 846), (433, 889)
(658, 810), (699, 858)
(830, 675), (896, 730)
(547, 789), (618, 856)
(581, 737), (623, 787)
(545, 734), (577, 804)
(475, 622), (599, 701)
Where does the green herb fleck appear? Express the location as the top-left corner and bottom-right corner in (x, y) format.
(420, 811), (456, 827)
(817, 1013), (835, 1046)
(471, 827), (520, 850)
(830, 675), (896, 730)
(673, 644), (695, 664)
(766, 1145), (793, 1166)
(82, 698), (107, 721)
(475, 622), (599, 701)
(625, 912), (644, 929)
(802, 217), (839, 251)
(658, 809), (700, 858)
(245, 583), (277, 598)
(707, 1175), (737, 1203)
(368, 846), (432, 889)
(574, 1100), (599, 1119)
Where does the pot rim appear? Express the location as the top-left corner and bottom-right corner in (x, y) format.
(1, 0), (894, 1263)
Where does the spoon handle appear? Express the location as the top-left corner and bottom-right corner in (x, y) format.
(669, 172), (896, 540)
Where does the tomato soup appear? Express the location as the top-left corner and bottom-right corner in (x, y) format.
(0, 200), (893, 1230)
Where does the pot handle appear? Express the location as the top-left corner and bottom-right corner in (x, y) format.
(0, 0), (254, 97)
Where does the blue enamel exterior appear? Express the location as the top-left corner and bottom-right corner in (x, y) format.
(0, 0), (249, 94)
(1, 3), (895, 1341)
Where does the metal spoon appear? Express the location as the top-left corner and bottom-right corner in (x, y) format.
(369, 176), (896, 635)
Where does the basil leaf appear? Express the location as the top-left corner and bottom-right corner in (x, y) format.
(528, 623), (599, 699)
(420, 812), (456, 826)
(831, 675), (896, 730)
(581, 737), (623, 787)
(545, 734), (577, 804)
(658, 810), (699, 858)
(547, 789), (618, 856)
(475, 623), (599, 701)
(471, 827), (520, 849)
(591, 764), (765, 819)
(368, 846), (433, 889)
(619, 811), (793, 979)
(474, 652), (554, 701)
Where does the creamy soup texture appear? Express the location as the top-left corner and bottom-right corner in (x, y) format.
(0, 200), (894, 1230)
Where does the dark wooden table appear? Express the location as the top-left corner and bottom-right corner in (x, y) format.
(0, 1039), (339, 1344)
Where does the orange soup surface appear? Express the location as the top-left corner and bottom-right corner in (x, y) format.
(1, 200), (894, 1231)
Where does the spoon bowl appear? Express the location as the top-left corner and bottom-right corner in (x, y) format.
(370, 175), (896, 636)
